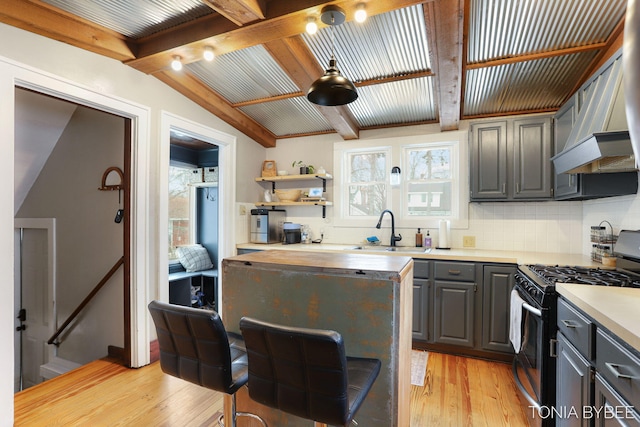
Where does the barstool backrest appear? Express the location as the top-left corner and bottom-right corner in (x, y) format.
(148, 300), (245, 394)
(239, 317), (350, 425)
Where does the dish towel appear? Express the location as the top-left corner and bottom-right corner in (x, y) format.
(509, 289), (525, 353)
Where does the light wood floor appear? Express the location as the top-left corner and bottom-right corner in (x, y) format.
(15, 352), (528, 426)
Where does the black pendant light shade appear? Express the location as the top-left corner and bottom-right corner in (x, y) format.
(307, 56), (358, 106)
(306, 5), (358, 106)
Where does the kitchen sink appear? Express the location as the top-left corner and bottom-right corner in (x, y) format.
(346, 246), (432, 254)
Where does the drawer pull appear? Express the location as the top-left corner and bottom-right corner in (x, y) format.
(561, 319), (579, 329)
(605, 362), (634, 380)
(448, 270), (461, 275)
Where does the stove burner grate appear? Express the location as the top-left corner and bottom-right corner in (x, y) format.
(527, 264), (640, 288)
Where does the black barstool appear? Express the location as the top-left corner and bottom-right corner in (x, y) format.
(148, 301), (265, 427)
(239, 316), (381, 427)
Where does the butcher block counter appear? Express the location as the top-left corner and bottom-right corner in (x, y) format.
(222, 250), (414, 427)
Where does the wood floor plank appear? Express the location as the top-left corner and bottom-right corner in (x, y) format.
(16, 353), (528, 426)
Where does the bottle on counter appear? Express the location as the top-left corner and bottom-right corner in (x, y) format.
(415, 228), (423, 247)
(424, 231), (432, 249)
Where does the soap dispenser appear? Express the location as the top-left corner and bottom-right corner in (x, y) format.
(415, 228), (423, 247)
(424, 231), (432, 249)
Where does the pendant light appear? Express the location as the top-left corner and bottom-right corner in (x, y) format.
(307, 5), (358, 106)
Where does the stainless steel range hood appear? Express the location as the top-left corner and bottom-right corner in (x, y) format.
(551, 51), (638, 174)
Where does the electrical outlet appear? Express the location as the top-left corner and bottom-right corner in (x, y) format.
(463, 236), (476, 248)
(239, 205), (247, 215)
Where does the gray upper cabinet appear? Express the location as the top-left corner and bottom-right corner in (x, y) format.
(470, 121), (508, 200)
(470, 116), (553, 201)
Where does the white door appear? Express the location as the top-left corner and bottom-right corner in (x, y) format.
(14, 220), (56, 392)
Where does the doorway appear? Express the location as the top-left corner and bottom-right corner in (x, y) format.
(14, 89), (130, 389)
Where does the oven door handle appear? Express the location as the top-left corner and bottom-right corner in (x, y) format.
(522, 301), (542, 317)
(512, 357), (541, 410)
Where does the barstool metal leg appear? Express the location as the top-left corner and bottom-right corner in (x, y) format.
(218, 393), (267, 427)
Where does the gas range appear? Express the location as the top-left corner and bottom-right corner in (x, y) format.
(516, 230), (640, 307)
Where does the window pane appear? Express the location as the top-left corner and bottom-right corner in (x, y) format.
(347, 151), (387, 216)
(349, 184), (386, 215)
(407, 181), (452, 216)
(349, 152), (386, 182)
(168, 166), (193, 259)
(407, 148), (451, 179)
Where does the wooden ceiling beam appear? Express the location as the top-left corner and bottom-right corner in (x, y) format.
(201, 0), (266, 26)
(127, 0), (429, 74)
(426, 0), (464, 131)
(153, 70), (276, 148)
(0, 0), (136, 61)
(264, 36), (359, 140)
(465, 43), (609, 70)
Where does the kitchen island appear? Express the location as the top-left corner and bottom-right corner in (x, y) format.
(222, 250), (413, 427)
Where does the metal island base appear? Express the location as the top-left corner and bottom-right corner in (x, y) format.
(221, 250), (414, 427)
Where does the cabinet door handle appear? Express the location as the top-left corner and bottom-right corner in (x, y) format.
(502, 183), (506, 194)
(605, 362), (634, 380)
(448, 270), (461, 275)
(561, 319), (579, 329)
(516, 183), (520, 193)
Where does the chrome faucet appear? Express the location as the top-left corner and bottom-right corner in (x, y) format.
(376, 209), (402, 247)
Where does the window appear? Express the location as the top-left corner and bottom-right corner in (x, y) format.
(346, 149), (389, 216)
(168, 165), (196, 260)
(404, 145), (453, 217)
(334, 132), (468, 228)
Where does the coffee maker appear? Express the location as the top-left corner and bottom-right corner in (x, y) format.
(250, 208), (285, 243)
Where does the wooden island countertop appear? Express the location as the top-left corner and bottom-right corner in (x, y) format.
(222, 250), (414, 427)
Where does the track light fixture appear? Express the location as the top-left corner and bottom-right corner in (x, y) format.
(307, 5), (358, 106)
(306, 17), (318, 35)
(355, 4), (367, 23)
(203, 46), (215, 61)
(171, 56), (182, 71)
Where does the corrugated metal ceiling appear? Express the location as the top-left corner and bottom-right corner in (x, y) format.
(20, 0), (629, 143)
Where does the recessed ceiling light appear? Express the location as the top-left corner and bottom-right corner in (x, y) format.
(306, 17), (318, 35)
(355, 4), (367, 23)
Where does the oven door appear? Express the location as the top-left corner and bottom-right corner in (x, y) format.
(512, 282), (545, 410)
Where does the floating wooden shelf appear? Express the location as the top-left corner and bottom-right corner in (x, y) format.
(255, 173), (333, 217)
(254, 173), (332, 183)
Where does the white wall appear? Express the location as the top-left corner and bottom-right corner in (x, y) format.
(260, 125), (640, 256)
(0, 23), (265, 425)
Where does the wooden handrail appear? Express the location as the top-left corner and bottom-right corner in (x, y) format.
(48, 256), (125, 346)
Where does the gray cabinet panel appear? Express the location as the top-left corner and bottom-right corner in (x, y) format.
(554, 96), (580, 198)
(412, 278), (429, 341)
(513, 117), (552, 199)
(470, 121), (508, 199)
(434, 281), (474, 348)
(481, 265), (515, 353)
(594, 373), (640, 427)
(556, 333), (593, 427)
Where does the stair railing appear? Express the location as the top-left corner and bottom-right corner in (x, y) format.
(47, 256), (125, 346)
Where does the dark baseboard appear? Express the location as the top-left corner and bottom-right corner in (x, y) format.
(150, 339), (159, 363)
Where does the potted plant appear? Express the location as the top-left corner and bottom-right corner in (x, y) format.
(292, 160), (309, 174)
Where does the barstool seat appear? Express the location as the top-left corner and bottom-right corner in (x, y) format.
(148, 301), (265, 427)
(239, 316), (381, 427)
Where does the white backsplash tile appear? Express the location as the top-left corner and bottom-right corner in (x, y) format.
(237, 192), (640, 257)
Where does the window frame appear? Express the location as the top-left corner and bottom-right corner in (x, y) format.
(333, 131), (469, 229)
(168, 162), (198, 263)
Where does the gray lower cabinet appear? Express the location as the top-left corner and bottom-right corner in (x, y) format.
(433, 261), (476, 348)
(481, 264), (516, 353)
(412, 260), (431, 341)
(434, 281), (475, 347)
(470, 116), (553, 201)
(556, 332), (593, 427)
(556, 297), (640, 426)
